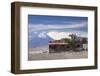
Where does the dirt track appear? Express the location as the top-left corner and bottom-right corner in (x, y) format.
(28, 50), (88, 61)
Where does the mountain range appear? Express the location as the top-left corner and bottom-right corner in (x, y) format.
(28, 33), (53, 48)
(28, 31), (87, 48)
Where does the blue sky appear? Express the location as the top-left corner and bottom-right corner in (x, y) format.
(28, 15), (88, 32)
(28, 15), (88, 48)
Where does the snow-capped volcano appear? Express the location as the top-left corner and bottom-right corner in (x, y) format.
(28, 31), (87, 48)
(28, 31), (53, 48)
(47, 31), (71, 40)
(47, 31), (87, 40)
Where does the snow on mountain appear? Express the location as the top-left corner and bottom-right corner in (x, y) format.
(47, 31), (71, 40)
(47, 31), (87, 40)
(28, 31), (87, 48)
(76, 33), (87, 38)
(28, 32), (53, 48)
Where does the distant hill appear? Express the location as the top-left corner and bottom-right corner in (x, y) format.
(28, 31), (87, 48)
(28, 34), (53, 48)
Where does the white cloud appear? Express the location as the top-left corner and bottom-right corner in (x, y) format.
(38, 31), (47, 38)
(28, 21), (87, 32)
(33, 32), (38, 34)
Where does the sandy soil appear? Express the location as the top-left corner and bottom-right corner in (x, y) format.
(28, 46), (88, 60)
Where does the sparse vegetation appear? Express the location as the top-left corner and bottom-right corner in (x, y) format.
(49, 33), (87, 53)
(64, 34), (77, 51)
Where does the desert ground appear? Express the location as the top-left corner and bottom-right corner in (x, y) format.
(28, 46), (88, 60)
